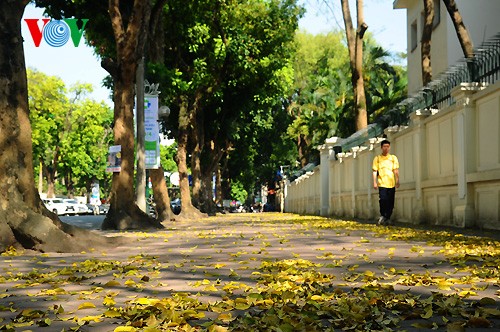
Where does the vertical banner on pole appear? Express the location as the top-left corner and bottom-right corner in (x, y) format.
(144, 95), (160, 169)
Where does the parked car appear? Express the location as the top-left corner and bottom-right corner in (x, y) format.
(63, 199), (89, 215)
(43, 198), (74, 215)
(86, 203), (109, 215)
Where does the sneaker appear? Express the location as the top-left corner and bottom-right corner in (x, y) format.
(377, 216), (386, 225)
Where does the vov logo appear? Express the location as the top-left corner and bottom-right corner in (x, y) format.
(24, 18), (89, 47)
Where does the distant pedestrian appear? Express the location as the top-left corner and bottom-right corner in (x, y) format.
(372, 140), (400, 225)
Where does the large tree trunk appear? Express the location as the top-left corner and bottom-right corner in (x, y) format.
(150, 166), (175, 222)
(195, 140), (227, 215)
(341, 0), (368, 131)
(101, 0), (162, 230)
(175, 96), (206, 220)
(421, 0), (434, 86)
(43, 163), (56, 198)
(0, 1), (116, 253)
(190, 109), (204, 208)
(215, 162), (223, 207)
(146, 0), (174, 221)
(199, 173), (216, 215)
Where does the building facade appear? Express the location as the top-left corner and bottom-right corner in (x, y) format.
(394, 0), (500, 94)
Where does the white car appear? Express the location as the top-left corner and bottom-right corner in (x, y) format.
(43, 198), (74, 215)
(62, 199), (89, 215)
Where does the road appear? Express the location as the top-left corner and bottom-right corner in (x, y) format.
(60, 214), (104, 230)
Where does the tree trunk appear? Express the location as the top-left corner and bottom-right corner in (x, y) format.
(196, 140), (226, 215)
(44, 164), (56, 198)
(190, 110), (204, 208)
(146, 0), (175, 220)
(38, 161), (43, 193)
(150, 166), (175, 222)
(101, 0), (162, 230)
(215, 162), (223, 206)
(354, 0), (367, 130)
(64, 171), (74, 198)
(0, 1), (116, 253)
(175, 96), (206, 220)
(421, 0), (434, 86)
(200, 173), (216, 215)
(442, 0), (474, 59)
(298, 133), (308, 167)
(442, 0), (474, 79)
(341, 0), (368, 131)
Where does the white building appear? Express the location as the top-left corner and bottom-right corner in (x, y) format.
(394, 0), (500, 94)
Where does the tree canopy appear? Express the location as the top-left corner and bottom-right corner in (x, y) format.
(28, 69), (113, 199)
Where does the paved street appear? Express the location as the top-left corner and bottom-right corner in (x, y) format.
(1, 213), (499, 331)
(60, 214), (105, 229)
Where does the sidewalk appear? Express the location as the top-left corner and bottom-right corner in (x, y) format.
(1, 213), (499, 331)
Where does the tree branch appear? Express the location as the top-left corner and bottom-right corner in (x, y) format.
(357, 22), (368, 39)
(108, 0), (125, 50)
(101, 57), (118, 78)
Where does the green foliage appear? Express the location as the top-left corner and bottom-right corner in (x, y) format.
(337, 37), (408, 137)
(286, 31), (407, 163)
(28, 68), (68, 167)
(286, 31), (350, 164)
(230, 180), (248, 203)
(152, 0), (304, 198)
(28, 69), (113, 196)
(159, 143), (177, 174)
(62, 99), (113, 187)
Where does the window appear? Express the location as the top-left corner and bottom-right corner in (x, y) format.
(411, 20), (418, 51)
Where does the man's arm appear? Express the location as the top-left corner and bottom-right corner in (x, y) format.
(394, 169), (400, 188)
(372, 171), (378, 189)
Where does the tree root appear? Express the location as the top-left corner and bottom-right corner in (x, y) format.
(102, 204), (164, 230)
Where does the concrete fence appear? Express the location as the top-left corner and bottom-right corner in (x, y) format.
(284, 82), (500, 230)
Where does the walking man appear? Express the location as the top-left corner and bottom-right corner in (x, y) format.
(372, 139), (399, 225)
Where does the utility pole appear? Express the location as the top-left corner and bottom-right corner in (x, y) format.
(136, 57), (146, 212)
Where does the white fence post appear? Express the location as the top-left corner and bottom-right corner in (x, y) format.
(452, 83), (482, 227)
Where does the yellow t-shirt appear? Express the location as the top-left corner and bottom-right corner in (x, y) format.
(372, 154), (399, 188)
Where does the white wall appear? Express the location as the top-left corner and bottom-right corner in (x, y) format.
(285, 82), (500, 230)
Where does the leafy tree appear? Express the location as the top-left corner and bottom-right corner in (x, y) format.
(27, 69), (69, 198)
(338, 38), (407, 137)
(159, 144), (177, 175)
(230, 180), (248, 204)
(28, 70), (113, 199)
(0, 1), (112, 252)
(36, 0), (166, 229)
(155, 0), (303, 215)
(285, 31), (406, 164)
(62, 98), (113, 199)
(287, 31), (350, 166)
